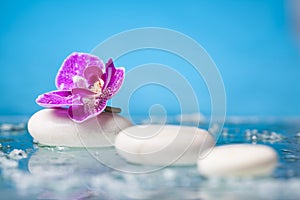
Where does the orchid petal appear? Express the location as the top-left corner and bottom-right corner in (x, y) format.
(102, 58), (116, 90)
(84, 66), (103, 85)
(56, 52), (105, 90)
(102, 67), (125, 99)
(68, 100), (107, 123)
(36, 90), (81, 107)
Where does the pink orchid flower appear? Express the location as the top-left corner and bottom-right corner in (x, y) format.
(36, 52), (125, 123)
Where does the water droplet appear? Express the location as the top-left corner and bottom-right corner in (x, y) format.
(284, 154), (299, 162)
(281, 149), (293, 153)
(251, 135), (258, 144)
(0, 124), (14, 131)
(56, 146), (65, 151)
(14, 123), (25, 131)
(8, 149), (28, 160)
(222, 129), (228, 137)
(245, 129), (251, 138)
(251, 129), (258, 134)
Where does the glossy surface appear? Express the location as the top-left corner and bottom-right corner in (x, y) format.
(116, 125), (215, 166)
(27, 109), (132, 147)
(197, 144), (278, 177)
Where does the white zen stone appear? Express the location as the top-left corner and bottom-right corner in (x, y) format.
(197, 144), (278, 177)
(115, 125), (215, 166)
(28, 109), (132, 147)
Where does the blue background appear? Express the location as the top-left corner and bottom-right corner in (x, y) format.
(1, 0), (300, 117)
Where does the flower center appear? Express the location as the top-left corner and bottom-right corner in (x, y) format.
(90, 79), (104, 93)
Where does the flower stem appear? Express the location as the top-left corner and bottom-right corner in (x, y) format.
(104, 106), (121, 113)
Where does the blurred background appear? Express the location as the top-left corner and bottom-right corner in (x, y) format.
(1, 0), (299, 117)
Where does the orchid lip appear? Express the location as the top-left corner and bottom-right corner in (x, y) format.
(71, 88), (96, 96)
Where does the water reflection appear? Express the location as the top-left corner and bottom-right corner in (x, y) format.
(1, 120), (300, 199)
(28, 147), (111, 177)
